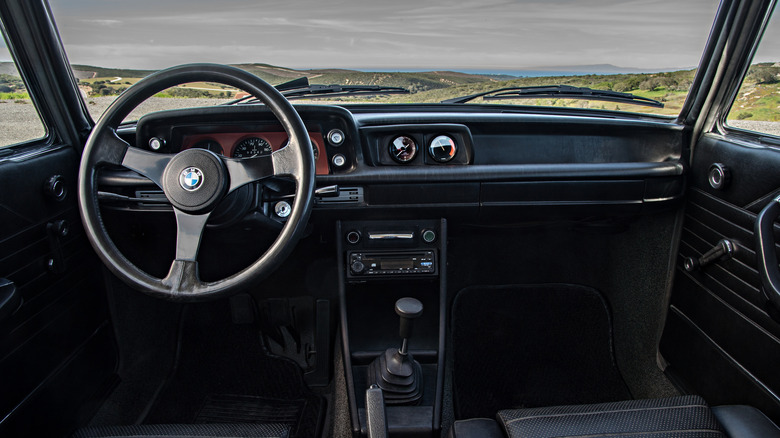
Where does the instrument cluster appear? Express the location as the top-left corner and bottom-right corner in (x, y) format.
(148, 131), (330, 175)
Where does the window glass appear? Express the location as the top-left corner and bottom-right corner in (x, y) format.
(0, 37), (47, 147)
(726, 7), (780, 137)
(49, 0), (719, 119)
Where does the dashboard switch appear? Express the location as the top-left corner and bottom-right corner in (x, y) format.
(421, 229), (436, 243)
(332, 154), (347, 167)
(327, 129), (345, 146)
(346, 230), (361, 244)
(149, 137), (165, 151)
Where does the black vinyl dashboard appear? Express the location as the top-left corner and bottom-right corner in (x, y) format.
(101, 104), (686, 223)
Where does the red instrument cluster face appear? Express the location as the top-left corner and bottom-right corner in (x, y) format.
(181, 131), (329, 175)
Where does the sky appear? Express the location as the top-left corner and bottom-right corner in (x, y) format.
(12, 0), (773, 73)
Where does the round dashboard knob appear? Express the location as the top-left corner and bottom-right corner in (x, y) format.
(346, 230), (361, 244)
(328, 129), (345, 147)
(421, 229), (436, 243)
(351, 260), (365, 274)
(149, 137), (165, 151)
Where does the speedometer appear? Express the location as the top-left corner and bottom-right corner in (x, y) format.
(233, 137), (272, 158)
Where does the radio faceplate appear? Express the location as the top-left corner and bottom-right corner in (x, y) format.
(342, 219), (441, 280)
(348, 251), (436, 278)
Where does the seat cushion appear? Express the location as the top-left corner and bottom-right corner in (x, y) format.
(497, 395), (726, 438)
(72, 423), (290, 438)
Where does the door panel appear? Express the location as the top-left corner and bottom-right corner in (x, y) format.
(660, 134), (780, 422)
(0, 146), (118, 436)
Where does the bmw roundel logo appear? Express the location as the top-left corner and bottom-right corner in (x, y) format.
(179, 167), (204, 191)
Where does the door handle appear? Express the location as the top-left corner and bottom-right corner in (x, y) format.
(755, 196), (780, 311)
(0, 278), (21, 323)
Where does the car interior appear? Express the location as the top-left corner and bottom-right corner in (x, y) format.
(2, 0), (780, 437)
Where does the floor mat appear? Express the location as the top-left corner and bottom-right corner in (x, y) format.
(143, 303), (324, 438)
(452, 284), (631, 419)
(196, 394), (305, 424)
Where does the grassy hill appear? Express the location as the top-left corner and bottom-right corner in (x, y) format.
(0, 61), (777, 121)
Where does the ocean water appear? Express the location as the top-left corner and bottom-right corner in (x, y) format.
(351, 67), (673, 78)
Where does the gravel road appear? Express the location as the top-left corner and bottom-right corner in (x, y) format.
(1, 97), (779, 146)
(0, 97), (232, 147)
(728, 120), (780, 137)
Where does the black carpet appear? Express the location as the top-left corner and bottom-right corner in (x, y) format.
(143, 303), (324, 438)
(452, 284), (630, 419)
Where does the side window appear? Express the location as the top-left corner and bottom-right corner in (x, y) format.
(0, 37), (47, 148)
(725, 7), (780, 137)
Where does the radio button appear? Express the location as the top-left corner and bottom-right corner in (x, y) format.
(346, 230), (361, 244)
(350, 260), (365, 274)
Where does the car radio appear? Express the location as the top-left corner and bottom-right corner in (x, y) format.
(347, 251), (436, 278)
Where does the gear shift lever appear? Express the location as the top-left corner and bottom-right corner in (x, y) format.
(396, 297), (423, 355)
(367, 297), (424, 405)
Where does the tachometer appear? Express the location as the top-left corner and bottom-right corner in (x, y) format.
(233, 137), (272, 158)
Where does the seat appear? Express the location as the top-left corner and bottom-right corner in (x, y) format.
(448, 396), (780, 438)
(72, 423), (290, 438)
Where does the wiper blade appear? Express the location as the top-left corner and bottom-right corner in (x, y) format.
(441, 85), (664, 108)
(282, 84), (409, 100)
(225, 76), (409, 105)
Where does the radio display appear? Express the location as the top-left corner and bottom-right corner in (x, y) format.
(380, 260), (414, 270)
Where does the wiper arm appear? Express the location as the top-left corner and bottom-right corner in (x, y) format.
(225, 77), (311, 105)
(282, 84), (409, 100)
(225, 76), (409, 105)
(441, 85), (663, 108)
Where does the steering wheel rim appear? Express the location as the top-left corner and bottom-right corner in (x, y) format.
(78, 64), (315, 301)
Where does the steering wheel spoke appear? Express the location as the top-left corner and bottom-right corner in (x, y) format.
(224, 142), (303, 193)
(224, 154), (274, 193)
(122, 145), (173, 189)
(93, 129), (172, 188)
(173, 208), (211, 261)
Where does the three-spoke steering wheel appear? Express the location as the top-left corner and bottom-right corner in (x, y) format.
(78, 64), (315, 301)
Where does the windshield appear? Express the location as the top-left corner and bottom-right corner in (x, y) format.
(47, 0), (727, 121)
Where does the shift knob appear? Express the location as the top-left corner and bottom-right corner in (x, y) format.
(395, 297), (423, 340)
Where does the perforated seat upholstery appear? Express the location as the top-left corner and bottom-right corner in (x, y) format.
(498, 395), (724, 438)
(72, 423), (290, 438)
(448, 396), (780, 438)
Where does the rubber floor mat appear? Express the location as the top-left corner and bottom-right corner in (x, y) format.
(196, 394), (304, 425)
(452, 284), (631, 419)
(143, 303), (324, 438)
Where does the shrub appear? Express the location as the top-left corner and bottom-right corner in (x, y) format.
(736, 112), (753, 120)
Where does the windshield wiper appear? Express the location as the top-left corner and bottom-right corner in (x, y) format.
(226, 77), (409, 105)
(441, 85), (663, 108)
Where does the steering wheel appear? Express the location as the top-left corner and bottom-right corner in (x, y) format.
(78, 64), (315, 301)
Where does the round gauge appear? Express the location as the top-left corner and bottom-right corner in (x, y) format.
(389, 135), (418, 163)
(233, 137), (272, 158)
(192, 139), (223, 155)
(428, 135), (457, 162)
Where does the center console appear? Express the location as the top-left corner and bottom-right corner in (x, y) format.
(337, 219), (447, 437)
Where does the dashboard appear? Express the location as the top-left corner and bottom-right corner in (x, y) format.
(103, 104), (686, 224)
